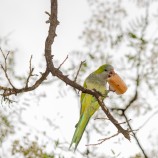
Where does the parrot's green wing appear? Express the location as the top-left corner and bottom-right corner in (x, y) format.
(71, 91), (99, 150)
(80, 80), (101, 116)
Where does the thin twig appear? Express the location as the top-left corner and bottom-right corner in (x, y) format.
(138, 109), (158, 130)
(45, 11), (51, 16)
(96, 94), (130, 140)
(0, 86), (11, 91)
(57, 55), (68, 69)
(44, 0), (131, 140)
(72, 60), (86, 95)
(45, 11), (51, 23)
(123, 113), (148, 158)
(25, 55), (34, 88)
(0, 50), (16, 89)
(86, 131), (120, 146)
(74, 60), (86, 82)
(94, 117), (109, 120)
(0, 68), (50, 97)
(94, 117), (131, 125)
(0, 48), (9, 62)
(1, 95), (17, 104)
(117, 119), (132, 125)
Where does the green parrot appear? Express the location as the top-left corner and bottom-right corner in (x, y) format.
(69, 64), (114, 150)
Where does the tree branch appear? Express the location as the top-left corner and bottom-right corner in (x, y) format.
(0, 49), (16, 89)
(25, 55), (35, 88)
(43, 0), (130, 142)
(74, 60), (86, 82)
(1, 68), (49, 96)
(86, 131), (120, 146)
(123, 113), (148, 158)
(0, 0), (131, 144)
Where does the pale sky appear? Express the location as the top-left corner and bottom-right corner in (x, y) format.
(0, 0), (90, 62)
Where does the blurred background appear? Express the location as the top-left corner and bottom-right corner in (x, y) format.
(0, 0), (158, 157)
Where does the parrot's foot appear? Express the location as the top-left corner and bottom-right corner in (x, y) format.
(104, 88), (115, 97)
(109, 86), (116, 93)
(103, 90), (110, 98)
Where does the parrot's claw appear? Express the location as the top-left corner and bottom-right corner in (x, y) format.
(103, 90), (110, 98)
(109, 86), (116, 92)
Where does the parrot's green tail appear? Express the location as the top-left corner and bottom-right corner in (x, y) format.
(69, 114), (90, 151)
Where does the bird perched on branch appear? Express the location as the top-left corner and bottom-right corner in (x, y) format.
(69, 64), (114, 150)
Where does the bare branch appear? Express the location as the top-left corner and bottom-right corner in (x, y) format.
(0, 1), (131, 143)
(1, 95), (17, 104)
(57, 55), (68, 69)
(94, 117), (109, 120)
(123, 113), (148, 158)
(45, 11), (51, 23)
(0, 86), (11, 91)
(95, 95), (130, 141)
(0, 46), (50, 97)
(74, 60), (86, 82)
(45, 11), (51, 17)
(25, 55), (34, 88)
(86, 131), (120, 146)
(44, 0), (131, 142)
(0, 50), (16, 89)
(138, 109), (158, 130)
(1, 68), (49, 97)
(0, 48), (9, 63)
(94, 117), (132, 125)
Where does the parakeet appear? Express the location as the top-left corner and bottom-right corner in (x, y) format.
(69, 64), (114, 150)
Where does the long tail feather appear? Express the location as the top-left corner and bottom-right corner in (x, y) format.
(69, 114), (90, 150)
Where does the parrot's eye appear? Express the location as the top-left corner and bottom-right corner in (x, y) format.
(104, 69), (108, 71)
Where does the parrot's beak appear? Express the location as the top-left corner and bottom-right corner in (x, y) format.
(108, 69), (115, 78)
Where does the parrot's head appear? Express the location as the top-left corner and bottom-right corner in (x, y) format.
(94, 64), (114, 79)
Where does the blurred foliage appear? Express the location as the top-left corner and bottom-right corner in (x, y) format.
(0, 110), (14, 144)
(130, 153), (144, 158)
(66, 0), (158, 157)
(68, 0), (158, 114)
(12, 138), (55, 158)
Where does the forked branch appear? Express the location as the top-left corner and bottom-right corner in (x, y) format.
(44, 0), (130, 142)
(0, 0), (131, 144)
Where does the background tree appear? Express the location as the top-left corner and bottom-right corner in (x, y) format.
(65, 0), (158, 157)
